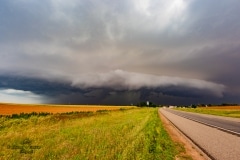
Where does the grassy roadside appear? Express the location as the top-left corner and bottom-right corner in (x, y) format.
(0, 108), (179, 159)
(175, 108), (240, 118)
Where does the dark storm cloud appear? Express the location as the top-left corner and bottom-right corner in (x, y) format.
(0, 0), (240, 104)
(0, 75), (228, 105)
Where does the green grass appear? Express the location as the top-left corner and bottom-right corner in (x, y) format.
(175, 108), (240, 118)
(0, 108), (179, 160)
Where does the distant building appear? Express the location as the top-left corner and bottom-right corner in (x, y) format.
(146, 101), (149, 106)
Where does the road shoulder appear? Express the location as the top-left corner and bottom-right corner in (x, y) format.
(159, 109), (206, 160)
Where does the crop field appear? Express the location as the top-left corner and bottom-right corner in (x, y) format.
(203, 106), (240, 110)
(0, 108), (181, 160)
(176, 106), (240, 118)
(0, 103), (134, 115)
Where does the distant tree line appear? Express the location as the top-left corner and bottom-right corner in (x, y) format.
(220, 103), (239, 106)
(137, 101), (158, 108)
(203, 103), (239, 107)
(177, 103), (239, 109)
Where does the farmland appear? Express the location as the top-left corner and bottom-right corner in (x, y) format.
(0, 107), (182, 160)
(176, 106), (240, 118)
(0, 103), (134, 115)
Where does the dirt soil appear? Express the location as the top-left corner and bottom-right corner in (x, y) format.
(159, 111), (206, 160)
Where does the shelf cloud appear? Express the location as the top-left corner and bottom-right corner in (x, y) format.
(72, 70), (225, 97)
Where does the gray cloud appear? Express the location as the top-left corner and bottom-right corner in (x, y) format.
(71, 70), (225, 97)
(0, 0), (240, 104)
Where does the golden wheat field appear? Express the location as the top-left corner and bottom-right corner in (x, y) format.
(0, 103), (133, 115)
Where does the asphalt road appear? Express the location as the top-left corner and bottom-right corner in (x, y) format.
(160, 108), (240, 160)
(165, 109), (240, 135)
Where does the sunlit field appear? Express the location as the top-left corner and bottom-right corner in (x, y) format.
(0, 107), (180, 160)
(176, 106), (240, 118)
(0, 103), (134, 115)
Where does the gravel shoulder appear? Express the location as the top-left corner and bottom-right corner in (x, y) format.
(159, 109), (206, 160)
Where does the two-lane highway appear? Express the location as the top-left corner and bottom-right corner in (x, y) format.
(166, 109), (240, 136)
(160, 108), (240, 160)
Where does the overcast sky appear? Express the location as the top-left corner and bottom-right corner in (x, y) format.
(0, 0), (240, 105)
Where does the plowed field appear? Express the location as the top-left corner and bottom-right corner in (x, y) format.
(0, 103), (132, 115)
